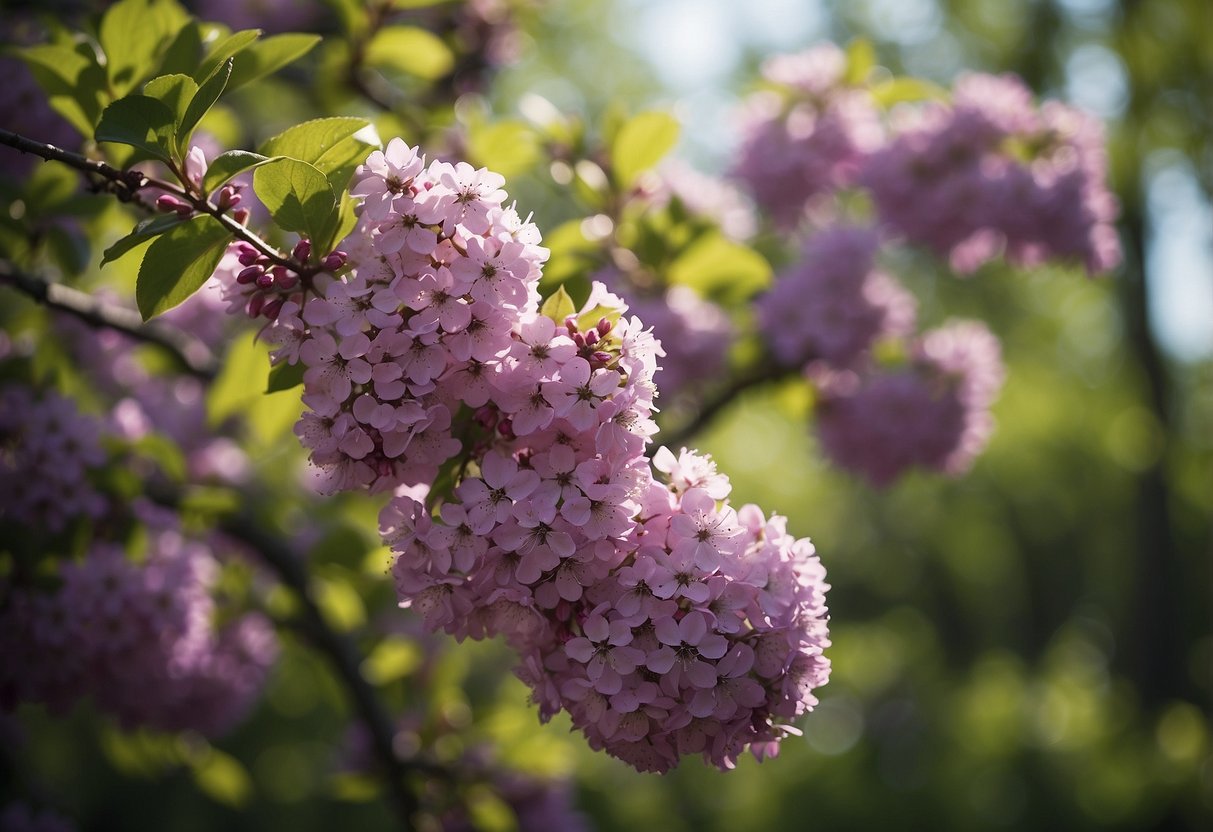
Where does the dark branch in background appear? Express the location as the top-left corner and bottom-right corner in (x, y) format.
(214, 506), (439, 828)
(0, 264), (219, 380)
(0, 128), (313, 277)
(652, 361), (793, 454)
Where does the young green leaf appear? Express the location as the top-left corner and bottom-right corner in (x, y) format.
(539, 285), (577, 323)
(253, 158), (337, 245)
(259, 117), (373, 165)
(314, 192), (360, 258)
(610, 111), (680, 189)
(136, 216), (231, 320)
(202, 150), (274, 194)
(667, 233), (772, 303)
(208, 337), (271, 427)
(101, 214), (187, 266)
(144, 73), (199, 126)
(95, 95), (177, 162)
(157, 23), (203, 77)
(195, 28), (260, 82)
(178, 58), (233, 153)
(363, 26), (455, 80)
(226, 33), (322, 91)
(265, 361), (306, 394)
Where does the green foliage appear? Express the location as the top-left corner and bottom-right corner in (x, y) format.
(135, 216), (231, 319)
(666, 233), (772, 303)
(225, 34), (323, 91)
(266, 361), (307, 394)
(253, 158), (338, 249)
(538, 285), (576, 322)
(18, 42), (108, 136)
(202, 150), (275, 193)
(610, 111), (680, 189)
(259, 117), (378, 193)
(102, 214), (187, 266)
(179, 58), (234, 154)
(99, 0), (190, 97)
(363, 26), (456, 81)
(95, 95), (178, 162)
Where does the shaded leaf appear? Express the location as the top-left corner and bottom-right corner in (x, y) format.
(95, 95), (177, 162)
(143, 73), (199, 126)
(195, 29), (260, 82)
(265, 360), (305, 393)
(202, 150), (274, 193)
(667, 233), (772, 303)
(102, 214), (186, 266)
(191, 748), (252, 808)
(99, 0), (190, 96)
(179, 57), (233, 152)
(136, 215), (230, 319)
(18, 43), (108, 136)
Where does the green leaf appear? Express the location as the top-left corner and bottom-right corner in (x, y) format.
(314, 192), (360, 258)
(226, 33), (322, 91)
(363, 26), (455, 80)
(202, 150), (274, 193)
(362, 639), (423, 684)
(143, 73), (199, 126)
(667, 233), (772, 303)
(136, 216), (231, 319)
(95, 95), (177, 162)
(539, 285), (576, 323)
(102, 214), (186, 266)
(208, 336), (270, 426)
(191, 748), (252, 808)
(870, 77), (949, 108)
(467, 121), (540, 179)
(258, 117), (373, 166)
(178, 58), (233, 152)
(157, 23), (203, 76)
(100, 0), (191, 96)
(259, 117), (376, 193)
(18, 43), (108, 136)
(195, 28), (260, 82)
(845, 38), (877, 85)
(253, 158), (337, 245)
(610, 111), (680, 189)
(265, 361), (306, 393)
(315, 575), (366, 632)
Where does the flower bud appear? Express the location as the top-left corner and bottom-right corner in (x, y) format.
(256, 272), (276, 289)
(292, 239), (312, 261)
(237, 266), (263, 285)
(262, 298), (284, 320)
(322, 251), (348, 271)
(232, 208), (250, 225)
(247, 294), (265, 318)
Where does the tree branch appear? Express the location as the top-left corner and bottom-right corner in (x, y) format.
(214, 507), (434, 827)
(0, 128), (311, 277)
(652, 361), (793, 454)
(0, 263), (219, 380)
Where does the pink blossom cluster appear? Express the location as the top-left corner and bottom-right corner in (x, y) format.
(0, 386), (107, 532)
(213, 139), (831, 771)
(0, 504), (277, 737)
(812, 320), (1005, 486)
(758, 225), (917, 368)
(243, 137), (549, 494)
(732, 44), (883, 229)
(860, 73), (1121, 274)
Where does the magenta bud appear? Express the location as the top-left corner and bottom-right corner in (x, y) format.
(233, 208), (250, 225)
(262, 298), (284, 320)
(247, 294), (265, 318)
(497, 418), (515, 438)
(237, 266), (263, 285)
(155, 195), (183, 213)
(584, 330), (599, 346)
(217, 186), (242, 209)
(270, 265), (289, 281)
(592, 350), (613, 364)
(597, 317), (612, 336)
(322, 251), (347, 271)
(237, 249), (260, 267)
(292, 239), (312, 261)
(277, 274), (299, 290)
(565, 317), (578, 334)
(256, 272), (276, 289)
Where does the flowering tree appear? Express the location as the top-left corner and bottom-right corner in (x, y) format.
(4, 1), (1204, 831)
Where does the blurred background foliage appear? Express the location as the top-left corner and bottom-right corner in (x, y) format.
(1, 0), (1210, 830)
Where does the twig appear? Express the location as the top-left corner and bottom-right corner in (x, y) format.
(0, 263), (219, 380)
(0, 128), (312, 277)
(214, 508), (431, 827)
(652, 361), (793, 454)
